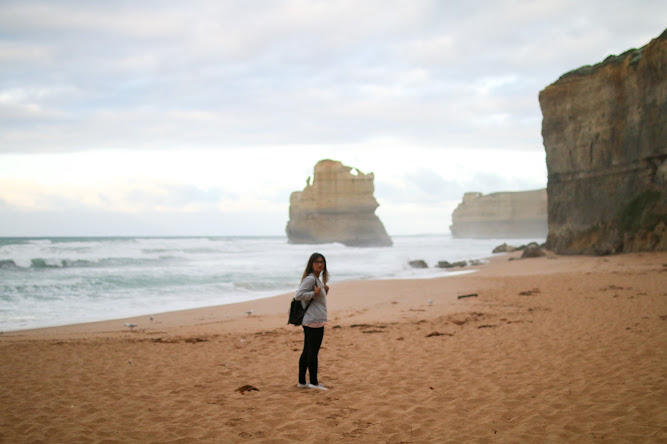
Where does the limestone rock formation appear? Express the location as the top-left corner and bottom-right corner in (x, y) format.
(286, 159), (393, 247)
(408, 260), (428, 269)
(449, 189), (548, 239)
(521, 243), (546, 259)
(539, 29), (667, 254)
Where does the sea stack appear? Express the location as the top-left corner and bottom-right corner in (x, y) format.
(539, 29), (666, 254)
(286, 159), (393, 247)
(449, 189), (548, 239)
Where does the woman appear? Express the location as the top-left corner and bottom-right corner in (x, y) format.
(294, 252), (330, 390)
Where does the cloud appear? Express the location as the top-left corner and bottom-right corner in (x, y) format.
(380, 168), (465, 203)
(0, 177), (234, 213)
(124, 184), (230, 210)
(0, 1), (664, 235)
(0, 207), (289, 237)
(377, 161), (546, 206)
(1, 1), (664, 154)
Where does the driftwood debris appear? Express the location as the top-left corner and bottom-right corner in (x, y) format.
(457, 293), (478, 299)
(426, 331), (454, 337)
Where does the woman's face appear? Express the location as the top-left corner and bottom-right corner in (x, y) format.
(312, 257), (325, 274)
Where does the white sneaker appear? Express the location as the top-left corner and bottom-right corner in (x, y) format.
(308, 383), (328, 390)
(296, 383), (309, 389)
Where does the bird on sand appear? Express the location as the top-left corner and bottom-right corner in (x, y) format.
(124, 322), (138, 328)
(245, 309), (254, 316)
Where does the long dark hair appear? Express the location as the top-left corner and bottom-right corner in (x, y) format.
(301, 252), (328, 285)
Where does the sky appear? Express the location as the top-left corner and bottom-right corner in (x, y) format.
(1, 1), (665, 237)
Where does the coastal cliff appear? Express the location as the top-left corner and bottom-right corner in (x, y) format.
(450, 189), (547, 239)
(539, 29), (667, 254)
(286, 159), (393, 247)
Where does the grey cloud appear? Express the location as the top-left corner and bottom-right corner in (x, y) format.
(376, 164), (546, 205)
(0, 207), (288, 237)
(465, 171), (545, 195)
(125, 185), (233, 208)
(1, 1), (665, 153)
(33, 193), (88, 209)
(403, 168), (460, 200)
(375, 176), (465, 204)
(164, 186), (224, 206)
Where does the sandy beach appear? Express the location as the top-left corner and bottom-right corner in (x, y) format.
(1, 250), (665, 443)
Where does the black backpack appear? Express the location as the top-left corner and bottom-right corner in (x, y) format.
(287, 299), (312, 326)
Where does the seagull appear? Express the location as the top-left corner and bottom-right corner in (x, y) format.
(124, 322), (138, 328)
(149, 315), (154, 321)
(428, 299), (434, 305)
(245, 309), (254, 316)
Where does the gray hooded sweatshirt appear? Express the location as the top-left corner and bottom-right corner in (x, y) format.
(294, 273), (327, 325)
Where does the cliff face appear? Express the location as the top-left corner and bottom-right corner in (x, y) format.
(539, 29), (666, 254)
(450, 189), (548, 239)
(286, 159), (393, 247)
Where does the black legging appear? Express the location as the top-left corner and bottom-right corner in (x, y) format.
(299, 326), (324, 385)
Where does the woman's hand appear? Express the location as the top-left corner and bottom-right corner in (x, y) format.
(313, 285), (321, 296)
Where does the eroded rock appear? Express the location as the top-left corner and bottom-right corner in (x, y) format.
(521, 243), (546, 258)
(492, 243), (517, 253)
(450, 190), (547, 239)
(408, 260), (428, 269)
(286, 159), (393, 247)
(436, 260), (467, 268)
(539, 29), (667, 254)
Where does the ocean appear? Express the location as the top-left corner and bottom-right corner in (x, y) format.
(0, 235), (541, 332)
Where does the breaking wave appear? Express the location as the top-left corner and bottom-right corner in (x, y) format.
(0, 235), (543, 332)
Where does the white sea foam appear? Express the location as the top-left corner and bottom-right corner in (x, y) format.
(0, 235), (543, 331)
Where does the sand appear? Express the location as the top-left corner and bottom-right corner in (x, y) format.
(1, 251), (665, 443)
